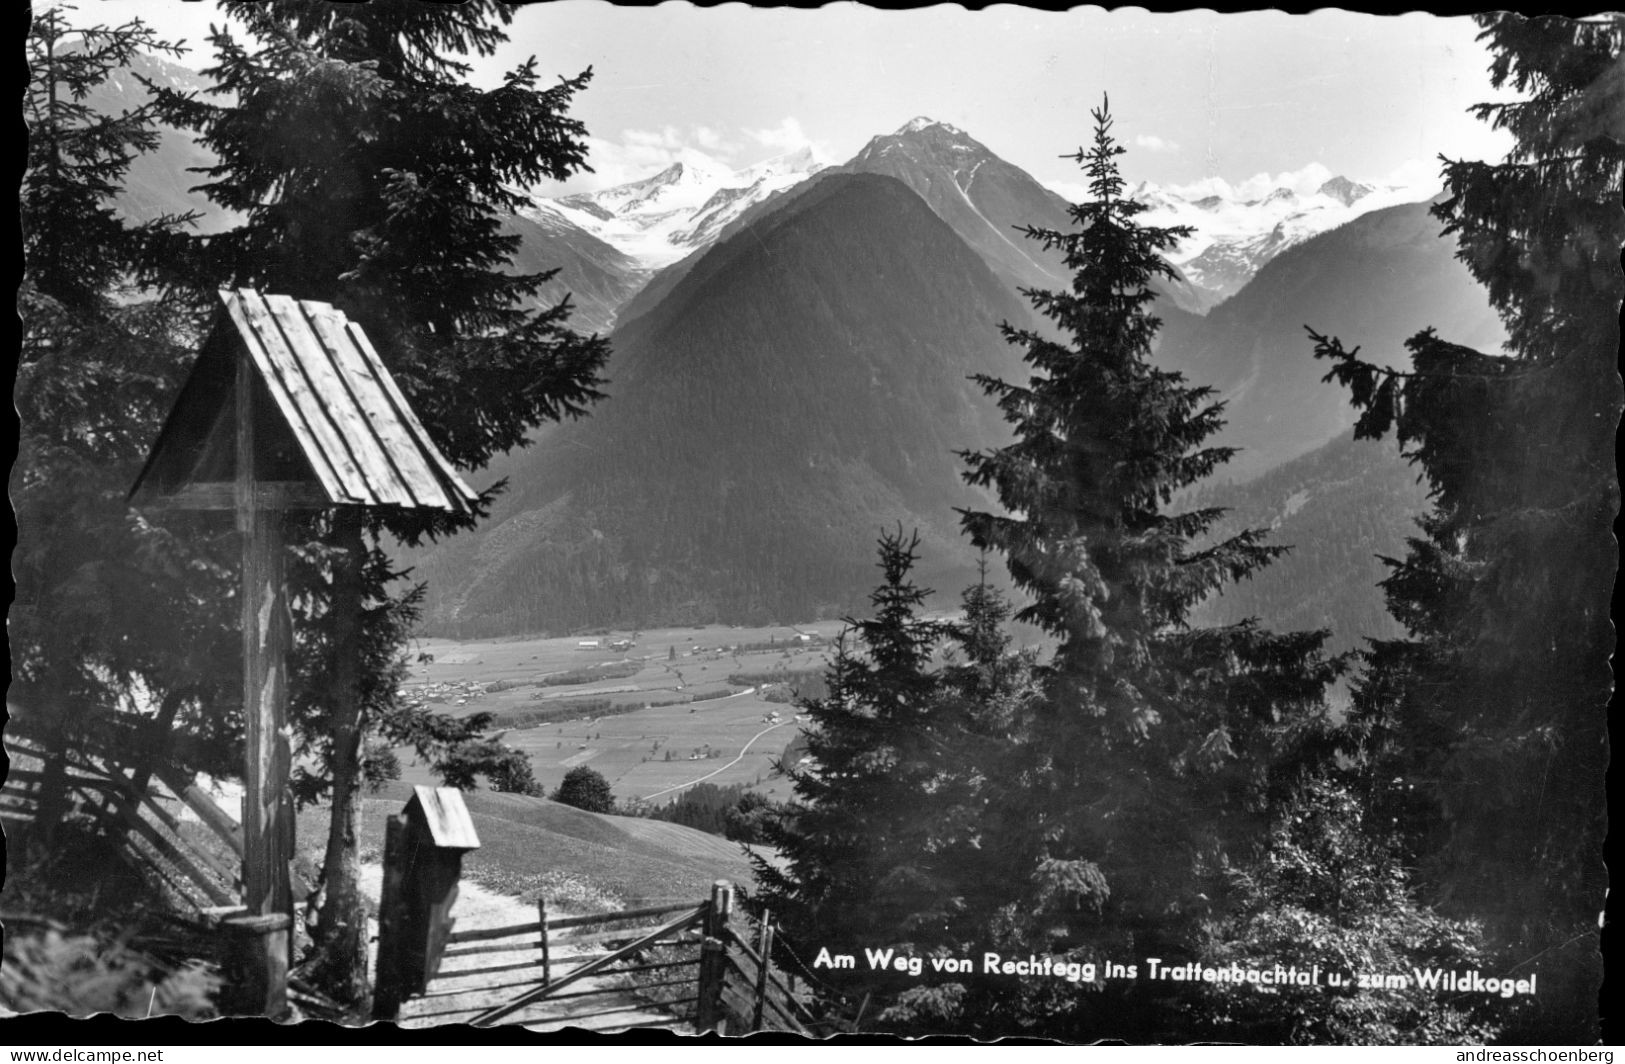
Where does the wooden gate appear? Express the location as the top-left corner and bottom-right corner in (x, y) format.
(371, 790), (816, 1034)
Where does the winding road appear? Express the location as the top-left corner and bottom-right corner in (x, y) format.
(640, 719), (790, 802)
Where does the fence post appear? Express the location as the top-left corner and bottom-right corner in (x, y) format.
(371, 788), (479, 1022)
(751, 909), (774, 1032)
(694, 879), (734, 1034)
(218, 910), (291, 1017)
(372, 813), (410, 1021)
(538, 896), (551, 987)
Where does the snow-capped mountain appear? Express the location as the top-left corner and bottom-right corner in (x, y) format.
(1121, 172), (1435, 301)
(527, 146), (828, 268)
(843, 117), (1211, 315)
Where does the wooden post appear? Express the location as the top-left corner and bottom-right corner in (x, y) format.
(235, 350), (294, 1017)
(372, 814), (410, 1021)
(219, 911), (293, 1017)
(538, 897), (551, 987)
(751, 909), (774, 1032)
(694, 879), (733, 1035)
(421, 859), (462, 983)
(371, 789), (479, 1020)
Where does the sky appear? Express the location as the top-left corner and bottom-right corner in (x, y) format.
(87, 2), (1518, 200)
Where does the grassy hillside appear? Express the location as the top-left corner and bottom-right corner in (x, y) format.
(311, 783), (767, 911)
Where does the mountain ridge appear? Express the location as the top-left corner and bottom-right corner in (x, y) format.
(1154, 197), (1504, 481)
(405, 171), (1036, 635)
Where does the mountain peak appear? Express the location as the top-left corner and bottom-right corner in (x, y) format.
(741, 143), (829, 180)
(1317, 175), (1376, 207)
(896, 116), (964, 136)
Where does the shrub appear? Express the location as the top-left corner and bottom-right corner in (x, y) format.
(487, 749), (544, 797)
(0, 927), (220, 1019)
(1194, 779), (1500, 1045)
(552, 766), (616, 813)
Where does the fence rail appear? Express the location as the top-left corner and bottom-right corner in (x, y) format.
(7, 711), (825, 1033)
(2, 713), (318, 914)
(374, 829), (816, 1037)
(467, 902), (708, 1027)
(721, 919), (817, 1033)
(2, 722), (259, 912)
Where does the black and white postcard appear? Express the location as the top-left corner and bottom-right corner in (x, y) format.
(8, 2), (1616, 1047)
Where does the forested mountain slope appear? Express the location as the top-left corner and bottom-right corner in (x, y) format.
(1154, 199), (1505, 480)
(407, 173), (1034, 635)
(1188, 431), (1429, 654)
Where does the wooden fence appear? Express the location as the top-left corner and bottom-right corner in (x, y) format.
(4, 717), (825, 1032)
(372, 806), (819, 1036)
(1, 719), (277, 913)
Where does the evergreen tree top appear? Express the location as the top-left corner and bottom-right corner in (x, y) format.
(24, 7), (192, 308)
(1432, 14), (1622, 366)
(142, 2), (610, 540)
(960, 98), (1281, 654)
(217, 0), (514, 80)
(1013, 99), (1193, 361)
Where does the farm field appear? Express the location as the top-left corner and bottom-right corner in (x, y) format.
(390, 619), (873, 804)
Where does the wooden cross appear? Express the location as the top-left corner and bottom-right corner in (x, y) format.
(132, 290), (477, 1016)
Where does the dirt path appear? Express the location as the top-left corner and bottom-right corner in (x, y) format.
(359, 864), (691, 1033)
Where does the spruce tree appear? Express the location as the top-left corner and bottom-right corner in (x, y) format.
(16, 8), (240, 851)
(144, 0), (610, 1008)
(757, 535), (1047, 1034)
(958, 100), (1342, 1036)
(755, 529), (952, 952)
(1309, 14), (1619, 1040)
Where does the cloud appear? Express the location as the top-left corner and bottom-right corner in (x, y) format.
(541, 117), (830, 195)
(1385, 158), (1444, 196)
(1166, 175), (1236, 201)
(694, 125), (740, 155)
(1229, 162), (1334, 200)
(748, 116), (812, 152)
(1134, 133), (1179, 153)
(621, 125), (684, 151)
(1042, 178), (1091, 204)
(554, 126), (741, 191)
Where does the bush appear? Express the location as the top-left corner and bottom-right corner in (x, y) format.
(552, 766), (615, 813)
(1194, 779), (1500, 1045)
(487, 748), (544, 797)
(723, 791), (780, 845)
(0, 927), (220, 1019)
